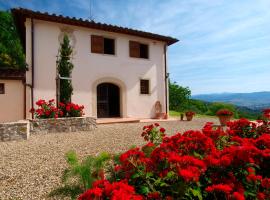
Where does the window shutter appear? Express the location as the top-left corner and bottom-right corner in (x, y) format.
(129, 41), (140, 58)
(91, 35), (104, 53)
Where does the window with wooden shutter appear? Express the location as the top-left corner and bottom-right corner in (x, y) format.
(140, 43), (149, 58)
(104, 38), (115, 55)
(129, 41), (140, 58)
(0, 83), (5, 94)
(91, 35), (104, 53)
(140, 79), (149, 94)
(129, 41), (149, 59)
(91, 35), (115, 55)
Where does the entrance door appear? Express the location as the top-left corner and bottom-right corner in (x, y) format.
(97, 83), (120, 118)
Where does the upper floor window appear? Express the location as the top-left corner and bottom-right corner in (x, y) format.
(0, 83), (5, 94)
(129, 41), (149, 59)
(91, 35), (115, 55)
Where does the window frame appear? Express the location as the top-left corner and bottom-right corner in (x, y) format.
(140, 79), (150, 95)
(0, 83), (5, 94)
(129, 40), (149, 59)
(91, 35), (116, 56)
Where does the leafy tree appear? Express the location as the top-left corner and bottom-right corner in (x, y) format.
(0, 10), (26, 69)
(169, 80), (191, 111)
(57, 34), (74, 103)
(206, 102), (239, 118)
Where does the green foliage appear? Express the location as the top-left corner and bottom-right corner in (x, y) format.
(169, 80), (191, 111)
(206, 102), (238, 118)
(62, 151), (110, 192)
(57, 34), (74, 103)
(170, 100), (260, 120)
(0, 10), (26, 69)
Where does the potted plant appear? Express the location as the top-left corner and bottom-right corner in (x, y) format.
(216, 109), (233, 126)
(263, 108), (270, 120)
(185, 111), (195, 121)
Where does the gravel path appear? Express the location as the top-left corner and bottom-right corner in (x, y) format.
(0, 117), (217, 200)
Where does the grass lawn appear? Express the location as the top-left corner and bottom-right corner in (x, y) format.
(169, 110), (217, 119)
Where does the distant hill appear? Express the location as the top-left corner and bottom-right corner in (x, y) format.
(192, 91), (270, 110)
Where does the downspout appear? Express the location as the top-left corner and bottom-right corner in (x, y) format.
(23, 78), (26, 119)
(31, 18), (34, 118)
(164, 44), (168, 114)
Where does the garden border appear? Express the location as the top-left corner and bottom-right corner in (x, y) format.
(0, 117), (96, 142)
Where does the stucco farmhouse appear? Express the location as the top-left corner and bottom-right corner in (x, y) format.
(0, 8), (178, 122)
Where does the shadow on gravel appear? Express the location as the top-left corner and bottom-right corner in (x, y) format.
(48, 185), (82, 200)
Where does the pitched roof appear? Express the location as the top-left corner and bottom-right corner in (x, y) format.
(0, 68), (25, 80)
(11, 8), (179, 46)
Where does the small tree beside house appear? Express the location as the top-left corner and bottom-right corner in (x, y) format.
(57, 34), (74, 103)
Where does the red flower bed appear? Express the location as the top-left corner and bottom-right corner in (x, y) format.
(58, 102), (84, 117)
(30, 99), (84, 118)
(78, 116), (270, 199)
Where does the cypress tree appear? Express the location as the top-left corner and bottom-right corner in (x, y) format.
(57, 34), (74, 103)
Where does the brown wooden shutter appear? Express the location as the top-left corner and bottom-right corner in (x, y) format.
(91, 35), (104, 53)
(129, 41), (140, 58)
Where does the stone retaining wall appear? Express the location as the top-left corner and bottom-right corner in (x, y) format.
(0, 121), (29, 142)
(0, 117), (96, 142)
(30, 117), (96, 134)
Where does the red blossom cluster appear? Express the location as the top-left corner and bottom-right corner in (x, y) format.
(30, 99), (84, 119)
(78, 116), (270, 199)
(216, 108), (234, 116)
(185, 111), (196, 116)
(30, 99), (63, 119)
(263, 108), (270, 119)
(78, 180), (143, 200)
(141, 123), (165, 145)
(58, 102), (84, 117)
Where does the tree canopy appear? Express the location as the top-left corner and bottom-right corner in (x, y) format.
(169, 81), (191, 111)
(0, 10), (26, 69)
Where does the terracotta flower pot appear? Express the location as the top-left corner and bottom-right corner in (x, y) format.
(218, 115), (232, 126)
(186, 115), (193, 121)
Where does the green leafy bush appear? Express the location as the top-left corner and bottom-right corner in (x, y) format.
(63, 151), (110, 191)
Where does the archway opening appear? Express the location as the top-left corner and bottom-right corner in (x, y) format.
(97, 83), (120, 118)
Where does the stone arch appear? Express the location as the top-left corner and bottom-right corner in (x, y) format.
(92, 77), (127, 118)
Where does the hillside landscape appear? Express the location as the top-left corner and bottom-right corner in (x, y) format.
(192, 91), (270, 109)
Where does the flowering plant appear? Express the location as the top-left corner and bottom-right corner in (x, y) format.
(30, 99), (63, 119)
(141, 123), (166, 145)
(185, 111), (196, 116)
(263, 108), (270, 119)
(76, 113), (270, 200)
(216, 109), (234, 116)
(58, 102), (84, 117)
(30, 99), (84, 119)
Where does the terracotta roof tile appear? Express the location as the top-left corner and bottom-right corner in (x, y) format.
(11, 8), (179, 45)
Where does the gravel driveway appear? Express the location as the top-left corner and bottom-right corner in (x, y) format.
(0, 117), (217, 200)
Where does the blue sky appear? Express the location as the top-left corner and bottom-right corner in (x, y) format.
(1, 0), (270, 94)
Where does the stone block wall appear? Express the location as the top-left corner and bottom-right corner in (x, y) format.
(0, 121), (29, 142)
(30, 117), (96, 134)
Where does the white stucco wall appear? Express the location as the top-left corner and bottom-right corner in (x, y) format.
(26, 19), (168, 118)
(0, 80), (24, 122)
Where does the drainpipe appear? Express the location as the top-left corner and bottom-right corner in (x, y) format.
(23, 78), (26, 119)
(164, 44), (168, 114)
(31, 18), (34, 118)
